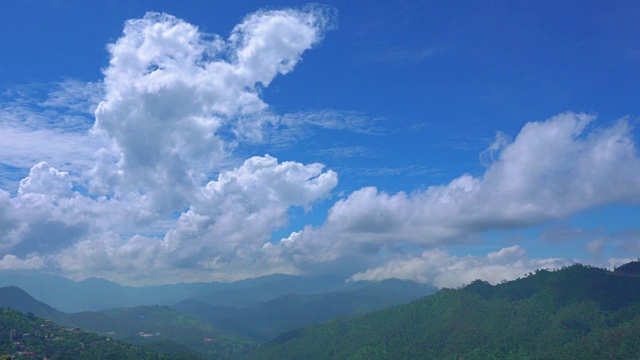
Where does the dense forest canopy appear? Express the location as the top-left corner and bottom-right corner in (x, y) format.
(246, 263), (640, 360)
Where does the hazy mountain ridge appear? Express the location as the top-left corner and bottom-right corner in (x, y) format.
(173, 279), (436, 341)
(0, 272), (139, 312)
(0, 286), (64, 320)
(247, 262), (640, 360)
(7, 263), (639, 359)
(0, 276), (435, 358)
(0, 272), (346, 312)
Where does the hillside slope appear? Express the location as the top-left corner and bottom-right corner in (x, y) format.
(67, 306), (255, 359)
(0, 287), (250, 359)
(247, 262), (640, 360)
(0, 308), (197, 359)
(0, 286), (65, 320)
(173, 279), (436, 341)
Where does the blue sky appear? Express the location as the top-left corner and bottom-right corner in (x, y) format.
(0, 0), (639, 286)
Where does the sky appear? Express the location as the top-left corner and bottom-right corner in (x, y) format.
(0, 0), (639, 287)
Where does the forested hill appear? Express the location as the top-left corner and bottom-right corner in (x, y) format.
(0, 308), (197, 359)
(0, 287), (253, 359)
(247, 262), (640, 360)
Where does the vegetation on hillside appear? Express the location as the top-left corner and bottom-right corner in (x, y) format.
(0, 308), (198, 359)
(0, 287), (251, 359)
(5, 262), (640, 359)
(173, 279), (436, 341)
(68, 306), (255, 359)
(247, 263), (640, 360)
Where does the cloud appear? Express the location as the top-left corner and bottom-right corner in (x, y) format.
(162, 155), (337, 265)
(0, 7), (338, 283)
(349, 246), (574, 288)
(46, 155), (336, 284)
(539, 224), (602, 243)
(479, 131), (509, 166)
(91, 8), (335, 210)
(248, 110), (385, 146)
(353, 165), (442, 177)
(272, 112), (640, 270)
(360, 47), (437, 65)
(0, 80), (103, 180)
(586, 238), (605, 258)
(313, 146), (373, 158)
(583, 228), (640, 258)
(0, 254), (45, 270)
(1, 6), (638, 286)
(40, 79), (103, 115)
(0, 123), (99, 177)
(18, 162), (73, 196)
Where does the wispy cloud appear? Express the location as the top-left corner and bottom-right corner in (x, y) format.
(539, 224), (603, 243)
(280, 110), (385, 135)
(360, 47), (437, 65)
(41, 79), (103, 114)
(249, 110), (386, 147)
(0, 122), (99, 173)
(312, 146), (374, 158)
(353, 165), (442, 177)
(0, 80), (104, 178)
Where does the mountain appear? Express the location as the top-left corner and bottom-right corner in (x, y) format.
(77, 279), (434, 356)
(0, 278), (434, 358)
(64, 306), (255, 359)
(174, 279), (436, 341)
(0, 287), (252, 359)
(246, 262), (640, 359)
(0, 271), (434, 313)
(137, 273), (345, 309)
(0, 307), (197, 359)
(0, 286), (64, 320)
(0, 271), (345, 312)
(0, 271), (142, 312)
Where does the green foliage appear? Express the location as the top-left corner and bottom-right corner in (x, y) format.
(0, 307), (195, 359)
(63, 305), (255, 359)
(0, 286), (253, 359)
(173, 279), (436, 341)
(245, 263), (640, 360)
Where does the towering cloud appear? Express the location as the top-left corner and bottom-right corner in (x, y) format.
(0, 6), (638, 286)
(0, 7), (339, 283)
(91, 8), (335, 210)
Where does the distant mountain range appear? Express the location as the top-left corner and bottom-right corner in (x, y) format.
(0, 275), (436, 358)
(173, 278), (436, 341)
(5, 263), (640, 359)
(0, 271), (423, 313)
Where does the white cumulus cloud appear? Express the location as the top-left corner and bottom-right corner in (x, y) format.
(1, 6), (638, 287)
(0, 254), (45, 270)
(349, 246), (574, 288)
(0, 7), (338, 283)
(272, 112), (640, 274)
(91, 8), (334, 211)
